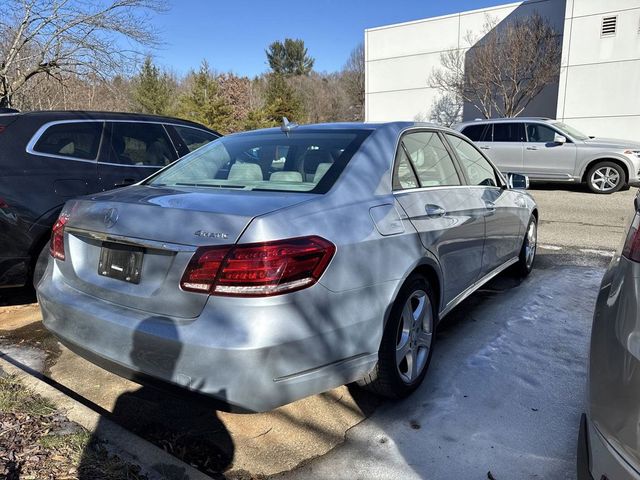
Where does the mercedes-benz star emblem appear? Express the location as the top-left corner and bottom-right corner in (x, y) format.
(103, 208), (119, 228)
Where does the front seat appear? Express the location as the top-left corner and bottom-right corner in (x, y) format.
(302, 150), (333, 182)
(228, 162), (263, 182)
(111, 136), (133, 165)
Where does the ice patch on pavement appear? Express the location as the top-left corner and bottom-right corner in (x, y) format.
(0, 342), (45, 373)
(281, 266), (603, 480)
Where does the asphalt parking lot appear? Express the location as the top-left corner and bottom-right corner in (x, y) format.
(0, 184), (636, 479)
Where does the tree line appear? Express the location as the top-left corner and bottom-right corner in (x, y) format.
(0, 1), (363, 133)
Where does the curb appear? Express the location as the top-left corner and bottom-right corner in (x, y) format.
(0, 354), (213, 480)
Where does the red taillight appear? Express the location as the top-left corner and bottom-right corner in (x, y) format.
(50, 213), (69, 260)
(180, 236), (336, 297)
(0, 126), (5, 134)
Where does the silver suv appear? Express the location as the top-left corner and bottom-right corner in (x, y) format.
(455, 118), (640, 194)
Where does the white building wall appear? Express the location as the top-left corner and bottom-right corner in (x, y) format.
(365, 0), (563, 122)
(557, 0), (640, 140)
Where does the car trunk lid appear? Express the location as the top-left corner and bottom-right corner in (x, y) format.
(57, 185), (314, 318)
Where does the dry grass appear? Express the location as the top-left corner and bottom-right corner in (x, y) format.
(0, 373), (147, 480)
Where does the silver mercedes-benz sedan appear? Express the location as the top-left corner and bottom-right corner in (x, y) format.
(37, 121), (538, 412)
(578, 190), (640, 479)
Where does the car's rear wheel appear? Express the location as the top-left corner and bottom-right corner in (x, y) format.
(358, 274), (436, 398)
(515, 215), (537, 277)
(586, 161), (625, 194)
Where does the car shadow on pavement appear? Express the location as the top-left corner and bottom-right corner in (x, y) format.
(0, 286), (37, 307)
(77, 317), (234, 480)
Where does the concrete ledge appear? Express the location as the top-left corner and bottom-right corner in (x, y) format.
(0, 354), (213, 480)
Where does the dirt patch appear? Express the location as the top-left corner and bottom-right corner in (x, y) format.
(0, 373), (146, 480)
(0, 303), (40, 331)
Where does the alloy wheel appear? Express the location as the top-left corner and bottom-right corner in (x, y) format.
(395, 290), (433, 384)
(590, 167), (621, 192)
(525, 220), (537, 269)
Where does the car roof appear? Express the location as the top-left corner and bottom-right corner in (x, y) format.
(226, 121), (459, 137)
(2, 110), (218, 133)
(456, 117), (554, 128)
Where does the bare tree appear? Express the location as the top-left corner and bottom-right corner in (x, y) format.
(0, 0), (165, 108)
(341, 43), (365, 120)
(428, 93), (463, 126)
(430, 13), (561, 118)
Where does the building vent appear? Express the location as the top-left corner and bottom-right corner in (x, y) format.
(601, 16), (617, 36)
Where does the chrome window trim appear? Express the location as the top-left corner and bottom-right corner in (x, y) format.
(26, 120), (105, 163)
(26, 119), (215, 165)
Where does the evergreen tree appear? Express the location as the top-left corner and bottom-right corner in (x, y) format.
(175, 60), (233, 133)
(266, 39), (314, 76)
(263, 73), (304, 123)
(132, 56), (172, 115)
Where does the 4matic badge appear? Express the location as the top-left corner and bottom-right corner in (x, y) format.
(194, 230), (228, 239)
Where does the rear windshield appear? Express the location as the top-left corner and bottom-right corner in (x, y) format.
(146, 129), (371, 193)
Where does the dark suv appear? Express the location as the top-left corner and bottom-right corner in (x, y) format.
(0, 110), (219, 289)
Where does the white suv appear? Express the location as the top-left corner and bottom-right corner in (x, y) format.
(455, 117), (640, 194)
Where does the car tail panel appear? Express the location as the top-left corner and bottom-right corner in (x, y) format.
(53, 186), (315, 317)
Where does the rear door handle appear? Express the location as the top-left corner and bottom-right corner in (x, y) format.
(425, 204), (446, 217)
(526, 146), (538, 151)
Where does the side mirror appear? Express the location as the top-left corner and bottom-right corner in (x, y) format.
(507, 172), (529, 190)
(554, 134), (567, 144)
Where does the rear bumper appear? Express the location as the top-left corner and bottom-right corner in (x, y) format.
(37, 264), (387, 412)
(581, 414), (640, 480)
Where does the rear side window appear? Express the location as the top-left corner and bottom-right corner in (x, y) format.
(398, 131), (460, 188)
(33, 122), (103, 160)
(461, 124), (490, 142)
(173, 125), (217, 152)
(393, 149), (419, 190)
(445, 134), (500, 187)
(105, 122), (177, 167)
(493, 123), (525, 142)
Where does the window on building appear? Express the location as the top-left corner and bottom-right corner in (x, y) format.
(601, 16), (617, 36)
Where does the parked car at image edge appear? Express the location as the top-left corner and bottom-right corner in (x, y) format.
(37, 121), (538, 412)
(578, 189), (640, 480)
(455, 117), (640, 194)
(0, 110), (219, 289)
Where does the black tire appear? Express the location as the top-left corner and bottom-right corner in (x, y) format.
(515, 215), (537, 277)
(32, 242), (50, 289)
(358, 274), (436, 399)
(586, 161), (625, 194)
